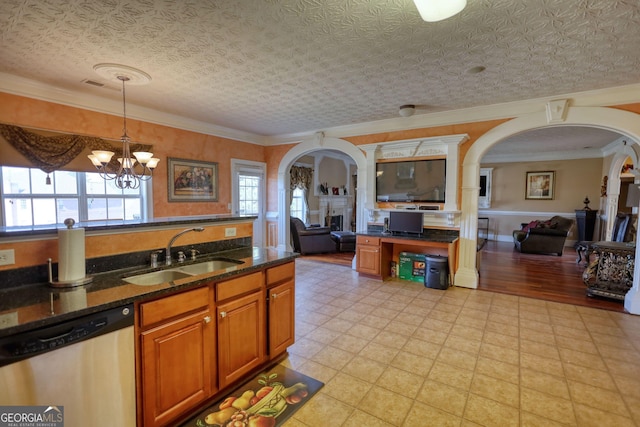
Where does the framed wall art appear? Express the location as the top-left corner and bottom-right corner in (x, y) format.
(525, 171), (554, 200)
(168, 158), (218, 202)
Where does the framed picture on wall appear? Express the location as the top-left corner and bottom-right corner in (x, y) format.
(525, 171), (554, 200)
(168, 158), (218, 202)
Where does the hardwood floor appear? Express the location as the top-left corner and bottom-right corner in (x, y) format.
(303, 241), (628, 313)
(299, 251), (355, 267)
(478, 240), (626, 313)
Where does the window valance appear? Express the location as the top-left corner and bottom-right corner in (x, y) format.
(290, 165), (313, 191)
(0, 124), (152, 173)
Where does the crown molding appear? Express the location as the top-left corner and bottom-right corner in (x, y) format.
(481, 148), (605, 164)
(0, 72), (266, 145)
(264, 83), (640, 145)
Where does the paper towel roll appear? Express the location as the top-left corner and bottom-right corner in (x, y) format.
(58, 227), (86, 282)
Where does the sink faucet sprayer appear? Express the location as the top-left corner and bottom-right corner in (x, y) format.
(166, 228), (204, 265)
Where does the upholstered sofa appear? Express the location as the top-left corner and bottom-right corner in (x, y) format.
(512, 215), (574, 256)
(290, 217), (337, 255)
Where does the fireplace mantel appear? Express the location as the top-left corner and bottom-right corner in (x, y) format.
(319, 195), (353, 231)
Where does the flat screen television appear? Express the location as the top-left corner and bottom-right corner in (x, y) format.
(376, 159), (446, 203)
(388, 211), (424, 235)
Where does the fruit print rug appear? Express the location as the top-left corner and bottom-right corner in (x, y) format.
(181, 364), (324, 427)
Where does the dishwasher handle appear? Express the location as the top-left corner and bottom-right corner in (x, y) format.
(37, 326), (76, 343)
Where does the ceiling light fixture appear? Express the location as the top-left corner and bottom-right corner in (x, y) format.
(399, 104), (416, 117)
(88, 66), (158, 189)
(412, 0), (467, 22)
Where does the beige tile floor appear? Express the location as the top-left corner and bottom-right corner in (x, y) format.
(281, 259), (640, 427)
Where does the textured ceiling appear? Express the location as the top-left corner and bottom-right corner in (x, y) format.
(0, 0), (639, 147)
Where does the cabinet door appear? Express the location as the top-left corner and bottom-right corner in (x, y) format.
(356, 244), (380, 275)
(268, 280), (295, 357)
(140, 309), (214, 427)
(217, 291), (265, 389)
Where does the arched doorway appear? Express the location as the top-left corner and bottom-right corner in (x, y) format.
(277, 135), (367, 252)
(456, 105), (640, 314)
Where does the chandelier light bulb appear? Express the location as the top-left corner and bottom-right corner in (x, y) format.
(133, 151), (154, 164)
(90, 150), (115, 165)
(146, 158), (160, 169)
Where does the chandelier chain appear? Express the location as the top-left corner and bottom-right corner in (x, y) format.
(87, 70), (158, 190)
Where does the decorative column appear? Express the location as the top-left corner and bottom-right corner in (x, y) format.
(454, 163), (480, 289)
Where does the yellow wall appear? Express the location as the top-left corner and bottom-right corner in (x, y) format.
(484, 158), (603, 212)
(480, 158), (604, 240)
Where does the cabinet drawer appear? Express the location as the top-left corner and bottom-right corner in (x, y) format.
(357, 235), (380, 246)
(216, 271), (263, 301)
(266, 262), (294, 286)
(139, 286), (210, 328)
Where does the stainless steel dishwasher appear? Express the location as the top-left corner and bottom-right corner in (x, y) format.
(0, 304), (136, 427)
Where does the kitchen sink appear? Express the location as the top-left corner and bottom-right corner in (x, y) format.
(174, 259), (243, 275)
(123, 269), (194, 286)
(123, 258), (245, 286)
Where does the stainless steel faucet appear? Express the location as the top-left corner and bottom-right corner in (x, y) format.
(166, 228), (204, 265)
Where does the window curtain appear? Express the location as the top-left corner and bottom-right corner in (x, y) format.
(0, 124), (152, 178)
(290, 165), (313, 224)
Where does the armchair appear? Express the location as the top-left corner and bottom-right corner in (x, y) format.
(512, 215), (574, 256)
(290, 217), (337, 255)
(576, 212), (634, 265)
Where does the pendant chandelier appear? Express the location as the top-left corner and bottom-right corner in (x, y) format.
(88, 66), (159, 189)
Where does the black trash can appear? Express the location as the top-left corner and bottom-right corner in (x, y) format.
(424, 255), (449, 289)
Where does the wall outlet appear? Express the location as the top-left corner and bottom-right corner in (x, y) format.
(225, 227), (237, 237)
(0, 249), (15, 266)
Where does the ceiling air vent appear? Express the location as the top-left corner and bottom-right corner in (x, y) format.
(82, 79), (104, 87)
(81, 79), (120, 91)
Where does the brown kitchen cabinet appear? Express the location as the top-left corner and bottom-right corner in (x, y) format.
(216, 271), (266, 389)
(138, 286), (215, 427)
(136, 261), (296, 427)
(356, 235), (381, 276)
(266, 262), (295, 357)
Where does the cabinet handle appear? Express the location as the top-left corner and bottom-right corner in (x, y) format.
(203, 316), (211, 324)
(271, 293), (277, 299)
(220, 311), (227, 318)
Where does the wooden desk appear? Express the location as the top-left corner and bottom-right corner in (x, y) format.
(356, 233), (458, 281)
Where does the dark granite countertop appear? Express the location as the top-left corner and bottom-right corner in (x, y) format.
(0, 214), (257, 239)
(0, 247), (298, 338)
(357, 231), (458, 244)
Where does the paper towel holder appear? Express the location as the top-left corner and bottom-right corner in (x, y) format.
(48, 218), (93, 288)
(48, 258), (93, 288)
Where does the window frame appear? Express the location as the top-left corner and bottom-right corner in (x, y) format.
(290, 187), (307, 222)
(0, 166), (151, 227)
